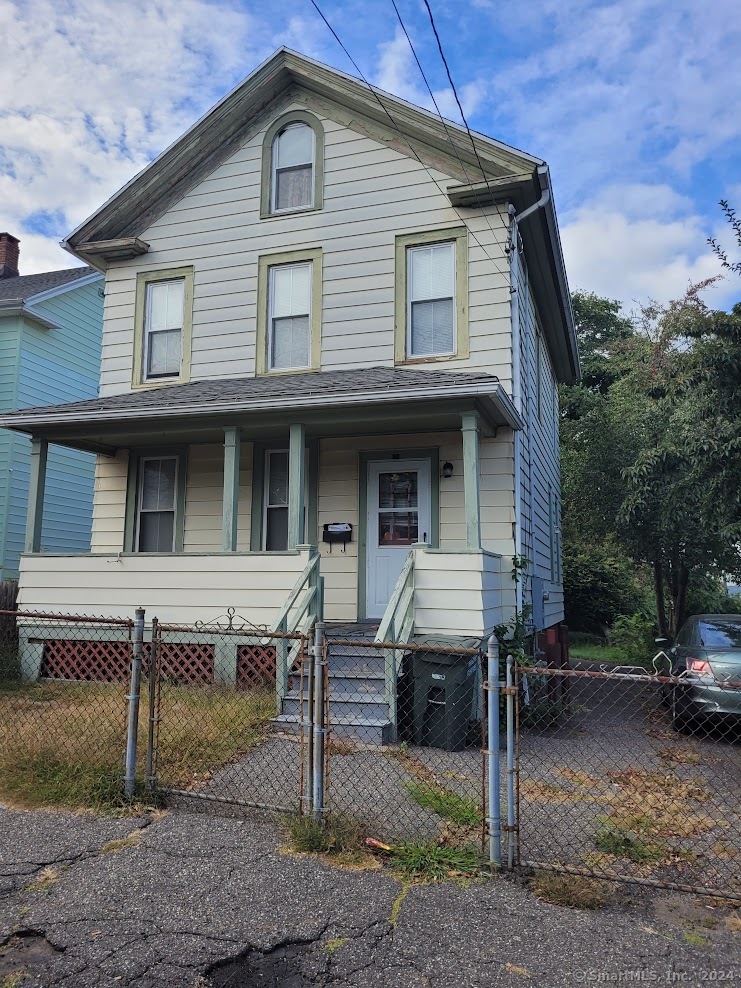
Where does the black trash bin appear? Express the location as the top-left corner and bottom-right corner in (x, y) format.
(412, 651), (477, 751)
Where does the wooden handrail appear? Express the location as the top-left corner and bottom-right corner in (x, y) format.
(375, 549), (414, 644)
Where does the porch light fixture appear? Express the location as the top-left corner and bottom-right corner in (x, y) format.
(441, 461), (454, 479)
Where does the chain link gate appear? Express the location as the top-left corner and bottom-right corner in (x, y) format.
(145, 614), (319, 816)
(511, 660), (741, 901)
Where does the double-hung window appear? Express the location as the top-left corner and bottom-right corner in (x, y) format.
(269, 262), (313, 371)
(144, 279), (184, 380)
(395, 228), (468, 363)
(407, 242), (456, 357)
(262, 449), (309, 550)
(133, 268), (193, 388)
(272, 123), (314, 212)
(137, 457), (178, 552)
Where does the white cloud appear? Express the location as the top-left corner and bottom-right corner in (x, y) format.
(374, 28), (487, 122)
(0, 0), (270, 273)
(561, 183), (736, 310)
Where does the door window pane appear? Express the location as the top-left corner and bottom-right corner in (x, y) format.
(378, 512), (418, 546)
(377, 472), (418, 546)
(379, 472), (418, 508)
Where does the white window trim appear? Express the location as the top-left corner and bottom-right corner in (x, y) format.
(406, 242), (457, 359)
(143, 279), (185, 383)
(270, 124), (316, 214)
(135, 455), (179, 553)
(268, 262), (313, 372)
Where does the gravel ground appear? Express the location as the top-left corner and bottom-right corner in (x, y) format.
(0, 806), (739, 987)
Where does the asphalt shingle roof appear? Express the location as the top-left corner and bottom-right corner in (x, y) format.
(0, 266), (96, 302)
(2, 366), (500, 421)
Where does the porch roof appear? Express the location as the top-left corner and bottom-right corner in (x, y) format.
(0, 366), (523, 454)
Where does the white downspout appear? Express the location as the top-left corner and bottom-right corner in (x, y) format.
(508, 205), (523, 616)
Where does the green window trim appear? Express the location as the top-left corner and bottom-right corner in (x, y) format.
(124, 447), (188, 553)
(260, 110), (325, 219)
(132, 267), (194, 389)
(394, 227), (469, 365)
(256, 248), (322, 376)
(250, 439), (319, 551)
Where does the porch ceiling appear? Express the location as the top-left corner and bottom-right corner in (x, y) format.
(0, 366), (522, 454)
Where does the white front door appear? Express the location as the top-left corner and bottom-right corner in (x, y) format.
(365, 459), (431, 620)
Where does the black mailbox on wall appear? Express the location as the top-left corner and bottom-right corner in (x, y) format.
(322, 523), (353, 552)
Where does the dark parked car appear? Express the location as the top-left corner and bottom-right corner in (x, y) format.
(656, 615), (741, 733)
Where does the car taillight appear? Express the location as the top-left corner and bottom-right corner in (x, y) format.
(688, 658), (712, 676)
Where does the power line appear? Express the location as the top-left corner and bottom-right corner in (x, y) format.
(304, 0), (509, 273)
(420, 0), (497, 205)
(389, 0), (505, 257)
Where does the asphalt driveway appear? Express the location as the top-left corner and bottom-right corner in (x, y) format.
(0, 806), (738, 987)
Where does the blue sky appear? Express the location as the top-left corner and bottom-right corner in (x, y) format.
(1, 0), (739, 312)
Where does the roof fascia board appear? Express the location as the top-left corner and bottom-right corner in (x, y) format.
(25, 270), (103, 306)
(0, 380), (522, 431)
(0, 301), (61, 331)
(64, 49), (542, 252)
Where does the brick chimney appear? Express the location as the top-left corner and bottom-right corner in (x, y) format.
(0, 233), (20, 279)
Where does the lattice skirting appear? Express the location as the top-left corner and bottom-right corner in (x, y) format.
(40, 640), (131, 682)
(237, 645), (276, 688)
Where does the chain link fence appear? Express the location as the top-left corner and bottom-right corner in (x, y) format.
(0, 607), (133, 808)
(514, 662), (741, 900)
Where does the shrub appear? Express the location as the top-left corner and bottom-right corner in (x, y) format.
(606, 612), (657, 665)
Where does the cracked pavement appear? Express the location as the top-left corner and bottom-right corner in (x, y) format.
(0, 806), (738, 987)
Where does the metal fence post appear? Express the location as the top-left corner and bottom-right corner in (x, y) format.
(311, 620), (326, 823)
(506, 652), (517, 869)
(145, 616), (159, 791)
(485, 633), (502, 867)
(124, 607), (145, 798)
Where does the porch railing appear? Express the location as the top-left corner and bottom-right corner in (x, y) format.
(271, 548), (322, 708)
(375, 548), (415, 737)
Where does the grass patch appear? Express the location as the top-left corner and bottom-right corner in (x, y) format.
(594, 823), (665, 863)
(682, 930), (710, 947)
(24, 866), (65, 893)
(530, 870), (609, 909)
(404, 781), (482, 827)
(389, 841), (483, 883)
(2, 973), (28, 988)
(570, 644), (639, 665)
(323, 937), (349, 956)
(0, 680), (274, 810)
(285, 812), (370, 867)
(100, 828), (145, 854)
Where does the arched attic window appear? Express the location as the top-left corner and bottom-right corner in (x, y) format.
(260, 111), (324, 218)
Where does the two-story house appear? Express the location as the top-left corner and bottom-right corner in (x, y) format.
(0, 51), (578, 705)
(0, 235), (103, 582)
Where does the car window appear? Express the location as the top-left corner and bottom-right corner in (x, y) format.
(698, 619), (741, 648)
(674, 620), (693, 647)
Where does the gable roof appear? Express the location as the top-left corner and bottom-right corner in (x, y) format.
(0, 266), (96, 302)
(64, 48), (542, 258)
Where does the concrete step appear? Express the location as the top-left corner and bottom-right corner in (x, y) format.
(272, 712), (391, 744)
(282, 694), (389, 721)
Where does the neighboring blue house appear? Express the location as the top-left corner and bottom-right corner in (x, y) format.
(0, 233), (103, 581)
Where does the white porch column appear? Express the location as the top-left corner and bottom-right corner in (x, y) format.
(25, 437), (48, 554)
(222, 426), (241, 551)
(461, 411), (481, 550)
(288, 423), (306, 549)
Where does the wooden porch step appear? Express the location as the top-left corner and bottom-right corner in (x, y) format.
(272, 711), (391, 744)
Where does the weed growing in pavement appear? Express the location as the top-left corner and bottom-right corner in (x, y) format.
(389, 841), (483, 883)
(323, 937), (349, 955)
(2, 972), (29, 988)
(529, 870), (609, 909)
(593, 823), (665, 863)
(404, 781), (482, 827)
(24, 866), (66, 893)
(285, 812), (369, 865)
(100, 829), (146, 854)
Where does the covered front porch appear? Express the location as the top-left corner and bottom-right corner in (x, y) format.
(5, 367), (521, 637)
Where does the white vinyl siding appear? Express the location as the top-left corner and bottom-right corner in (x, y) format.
(98, 99), (511, 394)
(407, 242), (455, 356)
(272, 123), (314, 212)
(144, 280), (184, 379)
(269, 263), (311, 370)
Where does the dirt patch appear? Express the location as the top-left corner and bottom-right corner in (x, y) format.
(0, 931), (62, 981)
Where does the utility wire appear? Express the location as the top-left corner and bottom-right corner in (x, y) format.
(421, 0), (498, 205)
(305, 0), (508, 272)
(389, 0), (506, 259)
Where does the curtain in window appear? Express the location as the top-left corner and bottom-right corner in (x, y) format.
(138, 459), (177, 552)
(274, 124), (313, 210)
(409, 243), (455, 356)
(270, 263), (311, 369)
